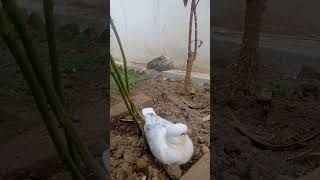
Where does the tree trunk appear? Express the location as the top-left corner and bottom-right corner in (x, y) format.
(184, 0), (198, 92)
(185, 55), (194, 91)
(231, 0), (266, 97)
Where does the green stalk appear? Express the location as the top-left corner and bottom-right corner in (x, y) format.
(110, 56), (130, 99)
(110, 57), (143, 121)
(110, 55), (144, 135)
(109, 20), (143, 122)
(1, 1), (106, 179)
(111, 64), (142, 134)
(42, 0), (63, 101)
(110, 17), (130, 93)
(42, 0), (81, 170)
(0, 10), (85, 180)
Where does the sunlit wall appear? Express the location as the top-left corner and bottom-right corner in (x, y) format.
(110, 0), (210, 73)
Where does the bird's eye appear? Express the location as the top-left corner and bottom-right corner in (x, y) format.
(181, 133), (186, 135)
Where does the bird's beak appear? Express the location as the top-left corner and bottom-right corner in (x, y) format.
(186, 128), (192, 135)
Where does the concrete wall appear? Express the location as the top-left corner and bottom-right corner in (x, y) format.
(110, 0), (210, 72)
(213, 0), (320, 36)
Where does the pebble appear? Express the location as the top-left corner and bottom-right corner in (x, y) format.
(123, 150), (135, 164)
(197, 136), (206, 143)
(201, 145), (210, 154)
(165, 164), (182, 179)
(136, 156), (149, 170)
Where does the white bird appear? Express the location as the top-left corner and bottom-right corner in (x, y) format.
(142, 107), (193, 165)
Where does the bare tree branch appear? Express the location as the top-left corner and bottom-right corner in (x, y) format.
(195, 0), (200, 7)
(193, 1), (198, 60)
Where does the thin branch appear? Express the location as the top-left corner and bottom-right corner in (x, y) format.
(187, 0), (194, 55)
(193, 0), (198, 60)
(195, 0), (200, 7)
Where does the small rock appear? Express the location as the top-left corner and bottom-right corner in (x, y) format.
(136, 156), (149, 170)
(201, 115), (210, 121)
(201, 145), (210, 154)
(123, 150), (135, 164)
(197, 136), (206, 143)
(147, 56), (174, 71)
(165, 164), (182, 179)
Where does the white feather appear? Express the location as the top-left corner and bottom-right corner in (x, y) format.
(142, 107), (156, 116)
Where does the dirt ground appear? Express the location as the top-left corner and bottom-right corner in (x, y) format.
(16, 0), (107, 31)
(213, 59), (320, 180)
(110, 79), (210, 180)
(0, 3), (108, 178)
(0, 69), (108, 180)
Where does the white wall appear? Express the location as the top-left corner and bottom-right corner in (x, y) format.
(110, 0), (210, 72)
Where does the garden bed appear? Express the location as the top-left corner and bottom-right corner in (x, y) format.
(110, 78), (210, 180)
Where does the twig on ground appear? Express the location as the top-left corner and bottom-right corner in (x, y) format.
(0, 63), (12, 69)
(287, 145), (320, 161)
(118, 118), (134, 122)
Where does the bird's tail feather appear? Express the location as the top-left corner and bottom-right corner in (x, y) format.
(142, 107), (156, 116)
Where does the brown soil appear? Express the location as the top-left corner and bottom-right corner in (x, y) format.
(110, 79), (210, 180)
(0, 69), (108, 180)
(213, 59), (320, 180)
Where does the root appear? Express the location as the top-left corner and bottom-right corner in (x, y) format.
(287, 144), (320, 161)
(227, 106), (320, 151)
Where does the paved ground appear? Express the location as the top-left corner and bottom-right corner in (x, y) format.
(213, 26), (320, 57)
(213, 27), (320, 77)
(180, 153), (210, 180)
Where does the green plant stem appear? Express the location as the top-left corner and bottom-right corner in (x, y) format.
(110, 56), (144, 136)
(110, 56), (142, 120)
(1, 1), (106, 179)
(110, 56), (130, 99)
(0, 10), (85, 180)
(43, 0), (63, 101)
(110, 18), (130, 94)
(42, 0), (81, 170)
